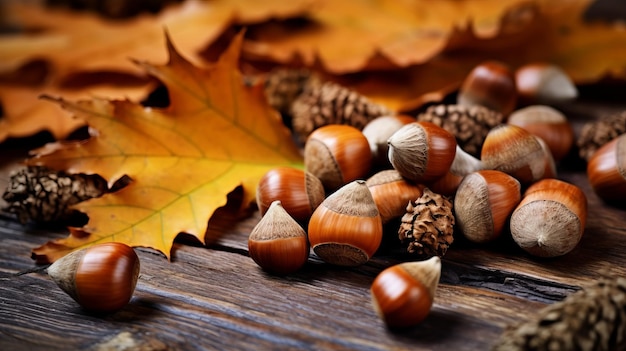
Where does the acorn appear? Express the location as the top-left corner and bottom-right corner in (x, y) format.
(515, 63), (578, 104)
(454, 170), (522, 243)
(248, 200), (309, 275)
(587, 133), (626, 203)
(47, 243), (140, 313)
(371, 256), (441, 329)
(458, 61), (517, 116)
(256, 167), (325, 223)
(304, 124), (372, 191)
(481, 124), (547, 184)
(308, 180), (383, 266)
(387, 122), (457, 183)
(508, 105), (574, 161)
(510, 179), (587, 257)
(365, 169), (424, 224)
(362, 115), (416, 169)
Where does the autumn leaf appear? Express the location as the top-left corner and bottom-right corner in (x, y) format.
(27, 32), (303, 264)
(0, 74), (156, 142)
(0, 0), (313, 77)
(241, 0), (541, 73)
(0, 0), (312, 144)
(327, 0), (626, 112)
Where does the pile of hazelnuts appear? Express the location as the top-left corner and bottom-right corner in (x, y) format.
(249, 60), (626, 328)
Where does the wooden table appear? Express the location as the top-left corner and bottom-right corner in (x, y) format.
(1, 94), (625, 350)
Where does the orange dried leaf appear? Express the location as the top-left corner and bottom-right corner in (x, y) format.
(0, 74), (156, 142)
(337, 0), (626, 112)
(28, 32), (303, 263)
(242, 0), (540, 73)
(0, 0), (312, 77)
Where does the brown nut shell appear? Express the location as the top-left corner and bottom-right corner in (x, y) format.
(587, 134), (626, 203)
(304, 124), (372, 191)
(458, 61), (517, 116)
(508, 105), (574, 161)
(481, 124), (546, 184)
(515, 63), (578, 104)
(371, 256), (441, 329)
(454, 170), (521, 243)
(362, 115), (416, 168)
(47, 243), (140, 313)
(248, 201), (309, 275)
(366, 170), (424, 224)
(510, 179), (587, 257)
(308, 180), (383, 266)
(388, 122), (457, 183)
(256, 167), (325, 222)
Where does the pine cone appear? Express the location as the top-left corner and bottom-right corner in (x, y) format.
(398, 188), (455, 257)
(290, 81), (392, 142)
(577, 110), (626, 161)
(264, 68), (315, 115)
(2, 166), (107, 223)
(416, 104), (504, 157)
(492, 276), (626, 351)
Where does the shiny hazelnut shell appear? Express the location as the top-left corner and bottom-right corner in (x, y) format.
(248, 201), (309, 275)
(515, 63), (578, 104)
(366, 170), (424, 224)
(587, 134), (626, 202)
(510, 179), (587, 257)
(304, 125), (372, 191)
(388, 122), (457, 183)
(308, 180), (383, 266)
(507, 105), (574, 161)
(454, 170), (521, 243)
(458, 61), (517, 116)
(481, 124), (546, 184)
(362, 115), (416, 168)
(47, 243), (140, 313)
(370, 257), (441, 328)
(256, 167), (325, 222)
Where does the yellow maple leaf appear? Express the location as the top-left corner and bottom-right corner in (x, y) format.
(28, 32), (303, 263)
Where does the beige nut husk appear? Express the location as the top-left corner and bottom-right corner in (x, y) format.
(510, 179), (587, 257)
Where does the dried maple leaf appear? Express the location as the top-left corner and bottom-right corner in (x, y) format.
(0, 74), (156, 142)
(0, 0), (311, 144)
(0, 0), (313, 77)
(329, 0), (626, 112)
(27, 32), (303, 264)
(241, 0), (541, 73)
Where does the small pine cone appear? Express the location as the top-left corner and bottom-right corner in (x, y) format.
(416, 104), (504, 157)
(577, 110), (626, 161)
(398, 188), (455, 257)
(264, 68), (315, 115)
(492, 276), (626, 351)
(290, 81), (392, 142)
(2, 166), (107, 223)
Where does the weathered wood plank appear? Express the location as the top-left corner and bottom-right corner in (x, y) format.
(1, 95), (625, 350)
(1, 213), (544, 351)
